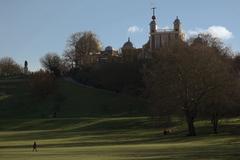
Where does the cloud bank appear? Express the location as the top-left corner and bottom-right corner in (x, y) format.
(187, 26), (233, 40)
(128, 26), (143, 33)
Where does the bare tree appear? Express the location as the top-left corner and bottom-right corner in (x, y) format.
(63, 48), (76, 69)
(144, 41), (236, 136)
(40, 53), (62, 76)
(64, 32), (83, 68)
(0, 57), (22, 77)
(233, 54), (240, 74)
(201, 76), (240, 134)
(202, 53), (240, 134)
(64, 31), (101, 67)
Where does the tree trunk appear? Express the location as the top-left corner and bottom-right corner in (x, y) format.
(185, 110), (196, 136)
(212, 113), (219, 134)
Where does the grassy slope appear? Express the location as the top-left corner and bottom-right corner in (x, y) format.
(0, 117), (239, 160)
(58, 79), (147, 117)
(0, 79), (147, 118)
(0, 79), (240, 159)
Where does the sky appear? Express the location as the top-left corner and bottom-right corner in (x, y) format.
(0, 0), (239, 71)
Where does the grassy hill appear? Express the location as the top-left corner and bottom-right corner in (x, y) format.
(0, 78), (148, 118)
(0, 78), (240, 159)
(0, 117), (239, 160)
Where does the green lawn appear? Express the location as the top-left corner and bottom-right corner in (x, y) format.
(0, 79), (239, 159)
(0, 79), (147, 118)
(0, 117), (239, 160)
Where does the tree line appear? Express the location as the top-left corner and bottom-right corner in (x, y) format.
(1, 31), (240, 136)
(144, 34), (240, 136)
(0, 57), (23, 78)
(39, 31), (144, 95)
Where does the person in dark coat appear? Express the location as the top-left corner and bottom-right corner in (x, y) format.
(32, 141), (38, 152)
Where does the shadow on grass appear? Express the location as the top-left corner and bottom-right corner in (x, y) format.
(0, 117), (239, 151)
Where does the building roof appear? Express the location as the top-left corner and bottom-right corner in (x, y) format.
(122, 37), (134, 49)
(105, 46), (113, 52)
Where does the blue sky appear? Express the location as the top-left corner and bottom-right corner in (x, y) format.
(0, 0), (239, 71)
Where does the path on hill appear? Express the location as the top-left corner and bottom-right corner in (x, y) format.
(63, 77), (94, 89)
(63, 77), (140, 98)
(63, 77), (119, 95)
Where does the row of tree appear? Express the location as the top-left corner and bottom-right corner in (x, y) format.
(39, 31), (145, 94)
(144, 34), (240, 136)
(38, 31), (240, 136)
(39, 31), (102, 77)
(1, 31), (240, 137)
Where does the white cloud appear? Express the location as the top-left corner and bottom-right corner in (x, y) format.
(207, 26), (233, 40)
(128, 26), (143, 33)
(162, 26), (170, 30)
(186, 26), (233, 40)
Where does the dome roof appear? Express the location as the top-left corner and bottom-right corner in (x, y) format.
(192, 36), (207, 46)
(122, 37), (134, 49)
(105, 46), (113, 51)
(152, 15), (156, 20)
(174, 16), (180, 24)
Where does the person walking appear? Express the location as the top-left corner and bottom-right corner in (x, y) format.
(32, 141), (38, 152)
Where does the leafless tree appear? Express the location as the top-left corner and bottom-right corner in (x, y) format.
(64, 31), (101, 67)
(144, 40), (237, 136)
(40, 53), (62, 76)
(0, 57), (22, 77)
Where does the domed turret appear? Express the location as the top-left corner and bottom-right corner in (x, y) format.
(152, 15), (156, 20)
(150, 7), (157, 33)
(174, 16), (181, 32)
(174, 16), (180, 24)
(105, 46), (113, 52)
(104, 46), (114, 55)
(122, 37), (134, 49)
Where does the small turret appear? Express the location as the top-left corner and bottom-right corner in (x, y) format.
(150, 7), (157, 33)
(174, 16), (181, 32)
(122, 37), (134, 50)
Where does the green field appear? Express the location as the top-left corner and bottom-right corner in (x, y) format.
(0, 79), (240, 159)
(0, 117), (239, 160)
(0, 79), (147, 118)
